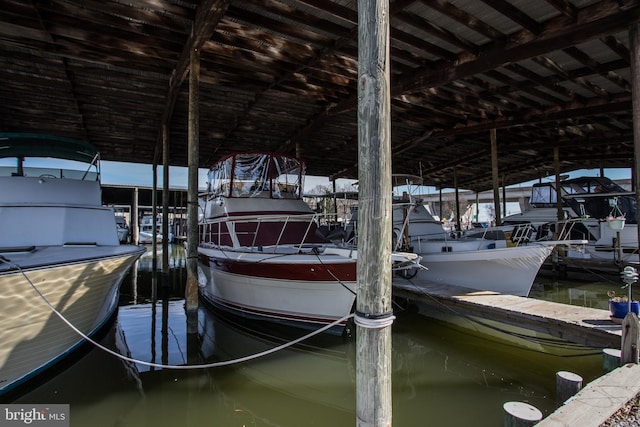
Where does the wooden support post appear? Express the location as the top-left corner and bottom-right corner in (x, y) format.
(454, 167), (461, 231)
(152, 164), (158, 269)
(185, 48), (200, 332)
(556, 371), (583, 405)
(475, 192), (479, 224)
(502, 176), (506, 218)
(357, 1), (393, 426)
(162, 124), (170, 286)
(621, 312), (640, 364)
(603, 348), (622, 372)
(554, 146), (563, 225)
(491, 129), (501, 226)
(132, 187), (139, 244)
(630, 23), (640, 265)
(503, 402), (542, 427)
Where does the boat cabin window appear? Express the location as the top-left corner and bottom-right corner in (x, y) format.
(530, 184), (557, 207)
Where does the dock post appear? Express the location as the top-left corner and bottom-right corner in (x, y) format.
(621, 312), (640, 364)
(630, 23), (640, 267)
(356, 1), (393, 426)
(603, 348), (622, 372)
(503, 401), (542, 427)
(491, 128), (501, 226)
(185, 47), (200, 334)
(556, 371), (583, 405)
(162, 123), (170, 289)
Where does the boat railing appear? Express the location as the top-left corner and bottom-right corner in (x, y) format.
(200, 212), (353, 252)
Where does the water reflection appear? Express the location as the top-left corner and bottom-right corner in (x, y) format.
(7, 245), (606, 426)
(530, 274), (620, 310)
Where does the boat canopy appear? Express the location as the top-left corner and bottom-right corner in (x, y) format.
(206, 152), (305, 199)
(530, 176), (637, 224)
(0, 133), (99, 163)
(0, 133), (100, 181)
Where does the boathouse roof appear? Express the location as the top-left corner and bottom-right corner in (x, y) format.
(1, 1), (637, 192)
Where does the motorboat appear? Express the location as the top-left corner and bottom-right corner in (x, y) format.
(348, 175), (575, 296)
(115, 215), (130, 243)
(138, 214), (174, 244)
(0, 133), (145, 396)
(197, 153), (421, 335)
(502, 176), (637, 264)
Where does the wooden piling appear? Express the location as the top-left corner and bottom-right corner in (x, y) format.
(621, 312), (640, 364)
(603, 348), (621, 373)
(490, 128), (501, 226)
(630, 23), (640, 265)
(185, 48), (200, 332)
(554, 147), (563, 225)
(132, 187), (139, 244)
(162, 123), (170, 278)
(356, 1), (393, 426)
(503, 402), (542, 427)
(556, 371), (583, 405)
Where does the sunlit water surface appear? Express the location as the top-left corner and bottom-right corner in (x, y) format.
(7, 245), (621, 427)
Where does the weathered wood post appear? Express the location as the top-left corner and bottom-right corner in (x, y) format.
(491, 128), (501, 226)
(152, 163), (159, 268)
(503, 401), (542, 427)
(621, 313), (640, 364)
(630, 23), (640, 265)
(356, 1), (393, 426)
(603, 348), (622, 372)
(132, 187), (139, 244)
(556, 371), (583, 405)
(621, 266), (640, 364)
(185, 48), (200, 333)
(454, 167), (461, 231)
(162, 123), (170, 288)
(554, 146), (562, 225)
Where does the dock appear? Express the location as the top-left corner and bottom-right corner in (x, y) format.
(392, 276), (623, 350)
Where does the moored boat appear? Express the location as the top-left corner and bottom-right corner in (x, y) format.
(0, 133), (145, 396)
(197, 153), (421, 334)
(352, 175), (574, 296)
(502, 176), (638, 266)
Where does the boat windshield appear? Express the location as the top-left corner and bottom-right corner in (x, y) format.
(0, 133), (100, 181)
(207, 153), (304, 199)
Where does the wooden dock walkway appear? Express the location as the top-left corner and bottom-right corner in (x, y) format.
(392, 276), (623, 350)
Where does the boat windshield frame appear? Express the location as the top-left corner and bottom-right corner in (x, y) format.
(206, 152), (305, 200)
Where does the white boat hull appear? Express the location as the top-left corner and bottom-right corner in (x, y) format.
(198, 246), (357, 332)
(416, 244), (554, 296)
(0, 247), (144, 395)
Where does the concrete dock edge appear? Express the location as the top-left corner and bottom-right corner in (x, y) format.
(536, 363), (640, 426)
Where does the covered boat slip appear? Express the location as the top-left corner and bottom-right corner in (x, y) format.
(392, 276), (622, 350)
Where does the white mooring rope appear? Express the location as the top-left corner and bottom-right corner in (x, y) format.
(0, 256), (354, 370)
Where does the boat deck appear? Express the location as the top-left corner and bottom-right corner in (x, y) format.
(392, 275), (622, 349)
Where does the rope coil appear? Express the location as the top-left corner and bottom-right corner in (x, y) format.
(354, 310), (395, 329)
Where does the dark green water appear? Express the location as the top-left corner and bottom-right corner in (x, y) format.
(8, 245), (618, 426)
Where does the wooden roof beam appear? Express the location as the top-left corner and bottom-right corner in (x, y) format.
(395, 0), (640, 94)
